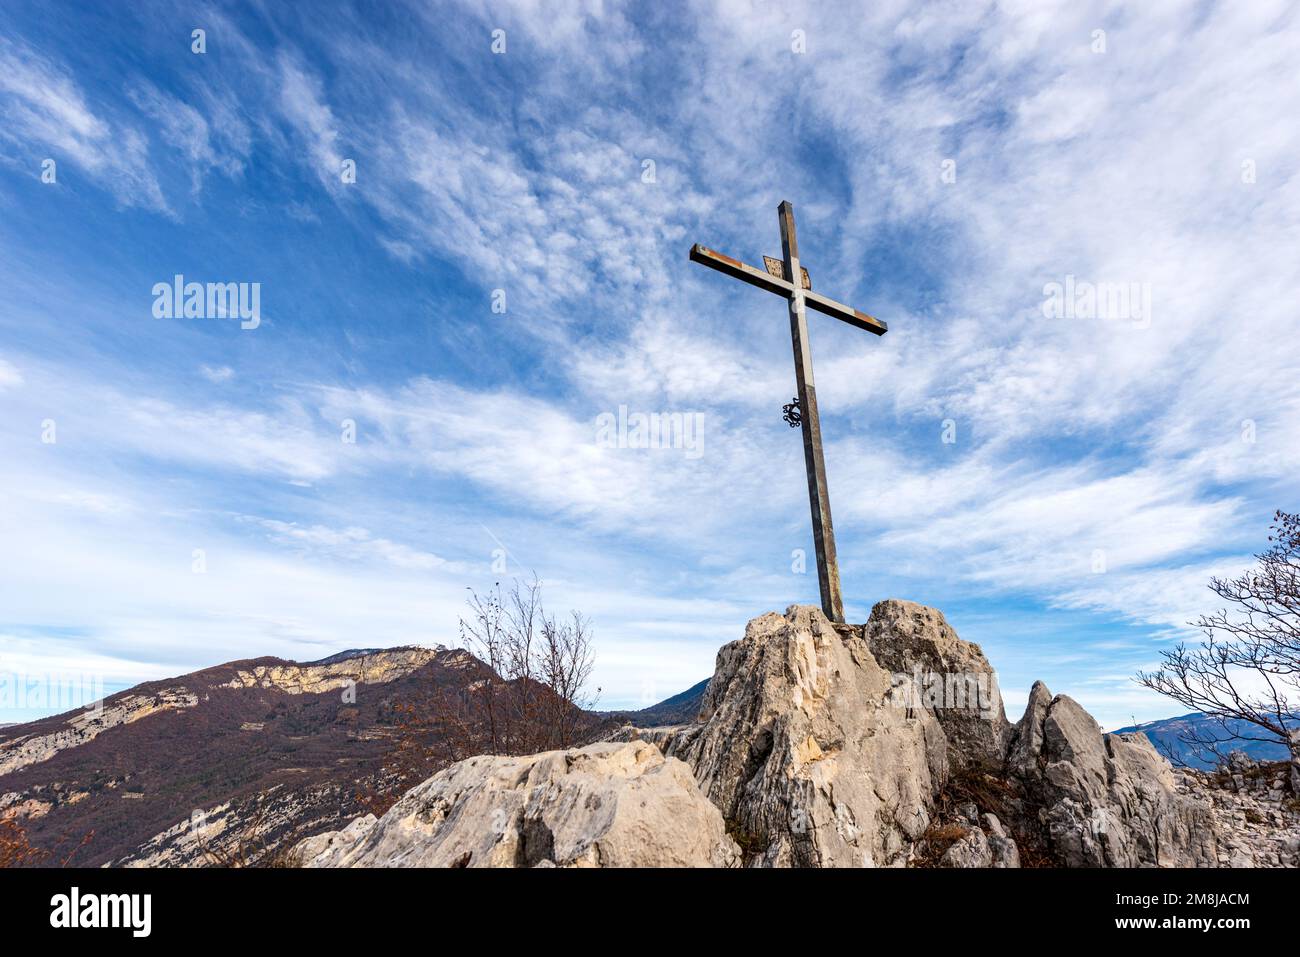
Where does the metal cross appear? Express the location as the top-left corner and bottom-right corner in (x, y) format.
(689, 201), (887, 623)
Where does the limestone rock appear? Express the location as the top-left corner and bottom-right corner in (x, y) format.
(220, 647), (439, 695)
(293, 814), (377, 867)
(865, 599), (1010, 768)
(296, 740), (738, 868)
(983, 813), (1021, 867)
(1007, 680), (1052, 774)
(1006, 683), (1217, 866)
(654, 605), (949, 867)
(939, 826), (992, 867)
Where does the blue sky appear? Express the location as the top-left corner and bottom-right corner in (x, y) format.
(1, 1), (1297, 729)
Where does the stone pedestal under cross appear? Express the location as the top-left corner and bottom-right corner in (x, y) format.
(690, 201), (887, 623)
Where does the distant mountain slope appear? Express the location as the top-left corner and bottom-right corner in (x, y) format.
(637, 678), (710, 724)
(1116, 712), (1295, 770)
(0, 646), (508, 866)
(601, 678), (710, 727)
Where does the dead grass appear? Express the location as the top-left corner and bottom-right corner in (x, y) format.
(912, 758), (1054, 868)
(1212, 759), (1289, 790)
(911, 822), (971, 867)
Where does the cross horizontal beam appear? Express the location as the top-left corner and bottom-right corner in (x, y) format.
(689, 243), (887, 336)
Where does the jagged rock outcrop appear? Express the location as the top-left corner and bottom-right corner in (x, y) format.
(604, 602), (1012, 867)
(865, 599), (1010, 768)
(650, 605), (950, 866)
(296, 740), (738, 868)
(615, 603), (1222, 868)
(1005, 681), (1218, 866)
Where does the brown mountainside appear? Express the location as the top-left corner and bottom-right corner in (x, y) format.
(0, 646), (600, 867)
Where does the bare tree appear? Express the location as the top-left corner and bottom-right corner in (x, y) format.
(1137, 510), (1300, 790)
(372, 577), (597, 803)
(457, 577), (599, 755)
(539, 610), (597, 748)
(458, 584), (511, 754)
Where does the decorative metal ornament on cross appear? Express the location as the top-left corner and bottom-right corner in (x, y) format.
(782, 397), (802, 428)
(690, 201), (887, 624)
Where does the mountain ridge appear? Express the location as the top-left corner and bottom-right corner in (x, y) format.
(0, 645), (505, 866)
(1115, 712), (1296, 770)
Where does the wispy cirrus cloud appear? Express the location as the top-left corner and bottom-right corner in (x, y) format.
(274, 50), (346, 190)
(198, 363), (235, 383)
(126, 79), (247, 193)
(0, 37), (169, 212)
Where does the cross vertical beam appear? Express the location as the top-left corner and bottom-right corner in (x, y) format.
(689, 200), (886, 626)
(778, 201), (844, 623)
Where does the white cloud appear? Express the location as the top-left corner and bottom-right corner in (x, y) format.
(0, 357), (23, 390)
(0, 38), (168, 212)
(199, 364), (235, 383)
(126, 80), (246, 192)
(275, 51), (345, 189)
(1, 359), (341, 485)
(246, 517), (467, 573)
(314, 376), (798, 539)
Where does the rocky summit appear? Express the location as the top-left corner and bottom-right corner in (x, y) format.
(302, 601), (1289, 868)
